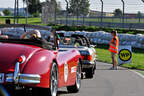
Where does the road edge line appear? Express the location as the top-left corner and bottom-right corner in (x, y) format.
(130, 70), (144, 79)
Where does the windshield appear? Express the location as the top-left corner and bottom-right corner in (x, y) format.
(58, 35), (89, 47)
(59, 37), (76, 45)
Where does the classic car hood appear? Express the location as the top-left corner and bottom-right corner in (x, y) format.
(0, 43), (42, 73)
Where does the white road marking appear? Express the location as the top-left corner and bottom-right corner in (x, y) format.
(130, 70), (144, 79)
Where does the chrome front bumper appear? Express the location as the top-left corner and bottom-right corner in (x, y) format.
(5, 73), (40, 84)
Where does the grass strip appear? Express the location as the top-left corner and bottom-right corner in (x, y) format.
(96, 44), (144, 70)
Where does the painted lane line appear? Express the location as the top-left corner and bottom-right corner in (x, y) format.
(130, 70), (144, 79)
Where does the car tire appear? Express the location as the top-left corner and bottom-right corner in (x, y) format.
(85, 68), (94, 78)
(4, 85), (15, 96)
(29, 62), (59, 96)
(67, 61), (81, 93)
(48, 62), (58, 96)
(94, 60), (96, 70)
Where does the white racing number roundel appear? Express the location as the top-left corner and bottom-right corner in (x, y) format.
(64, 62), (68, 82)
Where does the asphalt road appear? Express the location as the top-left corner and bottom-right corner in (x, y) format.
(58, 62), (144, 96)
(5, 62), (144, 96)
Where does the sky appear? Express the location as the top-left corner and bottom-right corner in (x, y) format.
(0, 0), (144, 13)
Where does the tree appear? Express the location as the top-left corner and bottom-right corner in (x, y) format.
(137, 11), (142, 23)
(114, 9), (122, 17)
(57, 1), (62, 12)
(3, 9), (11, 16)
(137, 11), (142, 18)
(23, 0), (41, 15)
(47, 0), (62, 12)
(68, 0), (90, 16)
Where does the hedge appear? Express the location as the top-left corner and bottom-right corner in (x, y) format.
(48, 24), (144, 34)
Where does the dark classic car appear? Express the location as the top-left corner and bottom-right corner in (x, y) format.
(0, 24), (81, 96)
(57, 32), (96, 78)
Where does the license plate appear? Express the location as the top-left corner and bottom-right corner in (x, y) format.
(0, 73), (4, 83)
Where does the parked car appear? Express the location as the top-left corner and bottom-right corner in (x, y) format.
(57, 32), (96, 78)
(0, 24), (82, 96)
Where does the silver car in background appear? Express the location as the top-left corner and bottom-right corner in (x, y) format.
(58, 33), (96, 78)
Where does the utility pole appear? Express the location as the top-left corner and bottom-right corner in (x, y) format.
(14, 0), (17, 24)
(16, 0), (19, 24)
(26, 0), (28, 24)
(100, 0), (103, 26)
(82, 0), (85, 25)
(121, 0), (125, 28)
(14, 0), (19, 24)
(54, 0), (57, 25)
(76, 0), (79, 25)
(141, 0), (144, 23)
(65, 0), (69, 25)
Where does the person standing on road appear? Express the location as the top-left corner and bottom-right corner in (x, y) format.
(109, 30), (119, 70)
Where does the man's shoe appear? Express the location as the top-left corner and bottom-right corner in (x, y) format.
(110, 67), (117, 70)
(109, 67), (114, 70)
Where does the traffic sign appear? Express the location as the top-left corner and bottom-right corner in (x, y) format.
(118, 46), (132, 65)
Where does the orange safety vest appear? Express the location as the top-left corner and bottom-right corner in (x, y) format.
(109, 36), (119, 54)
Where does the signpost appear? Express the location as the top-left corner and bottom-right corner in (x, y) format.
(118, 46), (132, 65)
(14, 0), (19, 24)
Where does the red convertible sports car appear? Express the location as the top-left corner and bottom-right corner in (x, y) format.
(0, 24), (81, 96)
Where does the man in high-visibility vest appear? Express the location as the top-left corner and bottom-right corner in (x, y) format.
(109, 30), (119, 70)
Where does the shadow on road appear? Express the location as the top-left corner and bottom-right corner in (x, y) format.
(96, 62), (128, 70)
(2, 88), (71, 96)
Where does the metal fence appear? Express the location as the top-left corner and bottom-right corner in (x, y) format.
(41, 0), (144, 29)
(45, 15), (144, 29)
(12, 0), (144, 29)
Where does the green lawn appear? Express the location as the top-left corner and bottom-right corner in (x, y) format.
(96, 45), (144, 70)
(122, 49), (144, 70)
(0, 16), (42, 25)
(96, 47), (113, 63)
(137, 71), (144, 75)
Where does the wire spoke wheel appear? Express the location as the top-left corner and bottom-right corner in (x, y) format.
(50, 62), (58, 96)
(76, 61), (81, 89)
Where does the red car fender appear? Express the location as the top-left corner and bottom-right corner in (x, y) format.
(56, 49), (81, 88)
(66, 50), (81, 86)
(22, 50), (55, 88)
